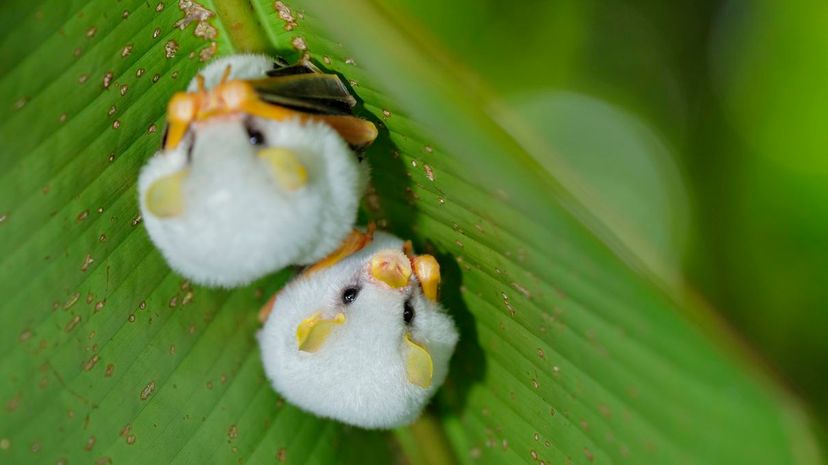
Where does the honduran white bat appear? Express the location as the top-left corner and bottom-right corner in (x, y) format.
(258, 229), (458, 428)
(138, 54), (377, 287)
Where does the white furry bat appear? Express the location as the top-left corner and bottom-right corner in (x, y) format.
(258, 230), (459, 429)
(138, 54), (377, 287)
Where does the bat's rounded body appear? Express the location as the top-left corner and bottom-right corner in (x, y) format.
(138, 55), (372, 287)
(258, 231), (459, 429)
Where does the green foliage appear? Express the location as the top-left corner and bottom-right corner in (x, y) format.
(0, 1), (820, 464)
(700, 0), (828, 420)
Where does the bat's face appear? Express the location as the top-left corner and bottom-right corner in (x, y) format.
(258, 232), (459, 429)
(138, 115), (366, 287)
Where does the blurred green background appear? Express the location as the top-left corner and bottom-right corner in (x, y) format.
(403, 0), (828, 438)
(387, 0), (828, 439)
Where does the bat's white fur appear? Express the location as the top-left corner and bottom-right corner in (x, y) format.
(258, 232), (459, 429)
(186, 54), (274, 91)
(138, 55), (367, 287)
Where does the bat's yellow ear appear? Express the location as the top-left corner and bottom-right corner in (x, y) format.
(145, 170), (187, 218)
(296, 311), (346, 352)
(412, 255), (440, 301)
(404, 333), (433, 388)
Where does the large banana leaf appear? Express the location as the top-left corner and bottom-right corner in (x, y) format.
(0, 1), (820, 464)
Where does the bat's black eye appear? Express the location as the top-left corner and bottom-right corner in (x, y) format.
(342, 286), (360, 305)
(244, 119), (265, 146)
(403, 300), (415, 325)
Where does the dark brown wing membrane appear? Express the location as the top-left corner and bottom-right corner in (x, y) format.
(265, 59), (318, 77)
(249, 72), (357, 115)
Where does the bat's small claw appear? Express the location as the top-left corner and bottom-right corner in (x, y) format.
(219, 64), (232, 84)
(412, 255), (440, 301)
(195, 74), (206, 93)
(402, 240), (414, 258)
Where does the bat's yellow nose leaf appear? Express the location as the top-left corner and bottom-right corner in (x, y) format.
(404, 332), (433, 388)
(370, 250), (412, 289)
(258, 147), (308, 191)
(296, 311), (345, 352)
(412, 255), (441, 301)
(145, 170), (187, 218)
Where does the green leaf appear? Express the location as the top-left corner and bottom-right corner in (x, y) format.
(0, 1), (821, 465)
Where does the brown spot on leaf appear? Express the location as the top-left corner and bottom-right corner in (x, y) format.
(65, 315), (81, 332)
(140, 381), (156, 400)
(84, 355), (100, 371)
(274, 2), (297, 30)
(63, 292), (80, 310)
(193, 21), (216, 39)
(291, 36), (307, 51)
(81, 254), (94, 272)
(164, 40), (179, 58)
(6, 394), (21, 412)
(199, 42), (217, 62)
(512, 282), (531, 299)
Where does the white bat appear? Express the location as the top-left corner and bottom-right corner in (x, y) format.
(138, 54), (377, 287)
(258, 230), (459, 429)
